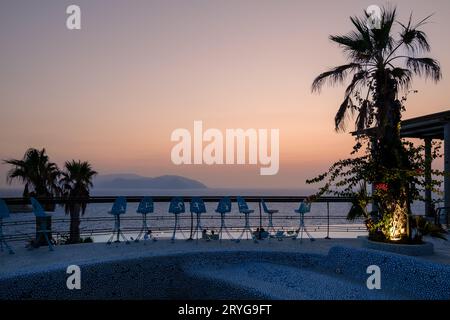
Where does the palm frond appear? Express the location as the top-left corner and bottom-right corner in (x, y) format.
(330, 33), (372, 62)
(390, 68), (412, 91)
(399, 13), (432, 54)
(345, 70), (369, 97)
(355, 100), (372, 132)
(312, 63), (361, 92)
(350, 15), (372, 49)
(335, 96), (354, 132)
(406, 57), (441, 82)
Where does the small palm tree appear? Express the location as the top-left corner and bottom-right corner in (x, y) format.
(60, 160), (97, 244)
(4, 148), (60, 199)
(311, 7), (441, 241)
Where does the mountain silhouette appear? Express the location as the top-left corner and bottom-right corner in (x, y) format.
(94, 174), (207, 189)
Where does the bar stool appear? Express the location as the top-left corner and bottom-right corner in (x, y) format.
(294, 201), (314, 242)
(189, 197), (207, 242)
(215, 197), (233, 242)
(261, 199), (279, 239)
(169, 197), (185, 242)
(135, 197), (157, 242)
(30, 197), (54, 251)
(106, 197), (129, 244)
(236, 197), (257, 243)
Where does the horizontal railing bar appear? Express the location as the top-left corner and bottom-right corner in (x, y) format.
(2, 225), (368, 242)
(2, 215), (363, 226)
(2, 195), (354, 205)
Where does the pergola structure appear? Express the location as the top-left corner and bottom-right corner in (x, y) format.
(352, 110), (450, 218)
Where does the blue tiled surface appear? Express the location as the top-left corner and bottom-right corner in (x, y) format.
(0, 247), (449, 300)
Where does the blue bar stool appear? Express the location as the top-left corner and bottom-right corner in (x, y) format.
(215, 197), (233, 242)
(261, 199), (279, 238)
(294, 201), (315, 242)
(236, 197), (257, 243)
(0, 199), (14, 254)
(106, 197), (129, 244)
(30, 197), (54, 251)
(169, 197), (185, 242)
(135, 197), (156, 242)
(190, 197), (206, 242)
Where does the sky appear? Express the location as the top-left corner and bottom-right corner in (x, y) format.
(0, 0), (449, 189)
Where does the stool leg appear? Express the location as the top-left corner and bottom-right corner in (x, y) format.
(44, 232), (54, 251)
(219, 215), (224, 242)
(236, 214), (256, 243)
(295, 214), (314, 243)
(37, 220), (54, 251)
(117, 215), (129, 244)
(135, 214), (146, 242)
(107, 217), (118, 245)
(218, 213), (234, 242)
(171, 215), (178, 242)
(1, 235), (15, 254)
(193, 214), (202, 242)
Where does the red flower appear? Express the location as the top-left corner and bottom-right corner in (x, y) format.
(415, 168), (424, 175)
(375, 183), (388, 192)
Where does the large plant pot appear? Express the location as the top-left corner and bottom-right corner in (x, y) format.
(359, 236), (434, 256)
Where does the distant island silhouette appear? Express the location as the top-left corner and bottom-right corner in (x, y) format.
(94, 174), (207, 189)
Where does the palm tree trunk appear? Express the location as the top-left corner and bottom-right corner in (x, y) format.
(374, 71), (411, 241)
(69, 205), (81, 244)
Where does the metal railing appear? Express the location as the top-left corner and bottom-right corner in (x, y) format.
(2, 196), (365, 243)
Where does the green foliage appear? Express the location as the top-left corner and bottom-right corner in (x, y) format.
(81, 236), (94, 243)
(347, 183), (370, 221)
(411, 216), (448, 242)
(57, 235), (94, 245)
(307, 137), (445, 242)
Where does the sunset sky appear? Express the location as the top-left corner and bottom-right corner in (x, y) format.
(1, 0), (449, 189)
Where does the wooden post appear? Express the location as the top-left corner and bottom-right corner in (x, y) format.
(445, 123), (450, 226)
(370, 137), (379, 213)
(424, 138), (433, 217)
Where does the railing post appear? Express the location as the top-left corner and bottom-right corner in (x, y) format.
(325, 201), (331, 239)
(258, 201), (262, 240)
(188, 211), (194, 241)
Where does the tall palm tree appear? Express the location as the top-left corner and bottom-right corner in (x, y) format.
(4, 148), (60, 199)
(312, 7), (441, 241)
(60, 160), (97, 244)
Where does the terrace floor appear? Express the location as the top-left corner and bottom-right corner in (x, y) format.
(1, 237), (449, 278)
